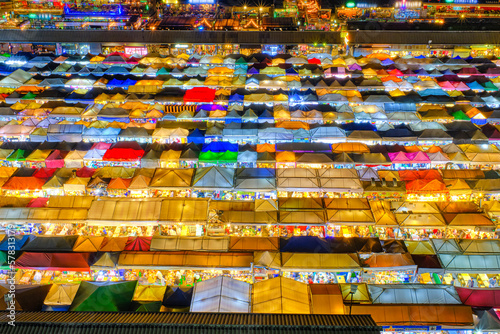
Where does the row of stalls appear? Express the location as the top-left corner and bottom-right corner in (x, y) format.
(2, 233), (500, 287)
(13, 276), (500, 332)
(0, 276), (480, 329)
(2, 164), (500, 201)
(2, 142), (500, 171)
(7, 114), (500, 146)
(0, 195), (498, 244)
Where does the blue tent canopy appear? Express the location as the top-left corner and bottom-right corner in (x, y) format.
(342, 123), (376, 132)
(467, 81), (485, 90)
(229, 94), (244, 102)
(202, 141), (238, 152)
(162, 287), (193, 308)
(280, 236), (331, 253)
(187, 128), (206, 144)
(0, 235), (29, 251)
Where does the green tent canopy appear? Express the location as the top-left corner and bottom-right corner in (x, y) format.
(157, 67), (170, 75)
(483, 81), (499, 92)
(452, 110), (470, 121)
(70, 280), (138, 312)
(199, 151), (238, 164)
(7, 149), (29, 161)
(130, 301), (162, 312)
(21, 92), (37, 100)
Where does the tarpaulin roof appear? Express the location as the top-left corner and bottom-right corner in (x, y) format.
(456, 287), (500, 308)
(190, 276), (250, 313)
(70, 280), (138, 311)
(15, 252), (90, 271)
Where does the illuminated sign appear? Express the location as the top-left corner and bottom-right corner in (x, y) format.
(189, 0), (214, 4)
(356, 3), (377, 8)
(346, 2), (355, 8)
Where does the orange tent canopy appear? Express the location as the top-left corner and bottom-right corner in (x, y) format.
(405, 145), (423, 153)
(107, 177), (132, 190)
(276, 151), (296, 163)
(399, 169), (442, 181)
(331, 143), (370, 153)
(426, 145), (443, 153)
(2, 176), (46, 190)
(256, 143), (276, 153)
(276, 121), (310, 130)
(406, 179), (448, 193)
(367, 53), (391, 60)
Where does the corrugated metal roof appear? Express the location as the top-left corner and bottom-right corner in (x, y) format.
(0, 29), (497, 45)
(0, 312), (380, 330)
(0, 322), (381, 334)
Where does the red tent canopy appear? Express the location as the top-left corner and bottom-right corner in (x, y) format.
(33, 168), (57, 179)
(103, 148), (144, 161)
(45, 150), (67, 169)
(76, 167), (96, 178)
(399, 169), (442, 181)
(308, 58), (321, 64)
(456, 287), (500, 308)
(405, 179), (448, 193)
(15, 252), (90, 271)
(124, 236), (152, 251)
(27, 197), (49, 207)
(2, 176), (46, 190)
(184, 87), (216, 103)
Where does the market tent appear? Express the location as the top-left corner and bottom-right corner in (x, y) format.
(192, 167), (235, 189)
(150, 236), (229, 252)
(444, 213), (494, 227)
(458, 239), (500, 254)
(129, 301), (162, 312)
(150, 168), (194, 189)
(438, 254), (500, 272)
(90, 252), (119, 270)
(362, 253), (416, 270)
(0, 235), (29, 250)
(2, 176), (45, 191)
(229, 237), (279, 251)
(163, 286), (193, 311)
(254, 251), (281, 268)
(430, 239), (461, 254)
(476, 309), (500, 333)
(281, 253), (361, 270)
(404, 241), (435, 255)
(15, 252), (90, 271)
(72, 236), (105, 252)
(21, 235), (78, 251)
(456, 287), (500, 308)
(349, 304), (473, 326)
(98, 237), (128, 252)
(44, 283), (79, 306)
(339, 283), (371, 304)
(160, 199), (209, 223)
(252, 277), (311, 314)
(133, 285), (167, 302)
(310, 284), (344, 314)
(0, 284), (51, 311)
(190, 276), (250, 313)
(117, 251), (253, 269)
(87, 198), (161, 224)
(381, 240), (408, 253)
(280, 236), (331, 253)
(124, 236), (152, 251)
(368, 284), (461, 304)
(70, 280), (138, 311)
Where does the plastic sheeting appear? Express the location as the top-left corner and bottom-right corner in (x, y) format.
(190, 276), (250, 313)
(252, 277), (311, 314)
(368, 284), (461, 304)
